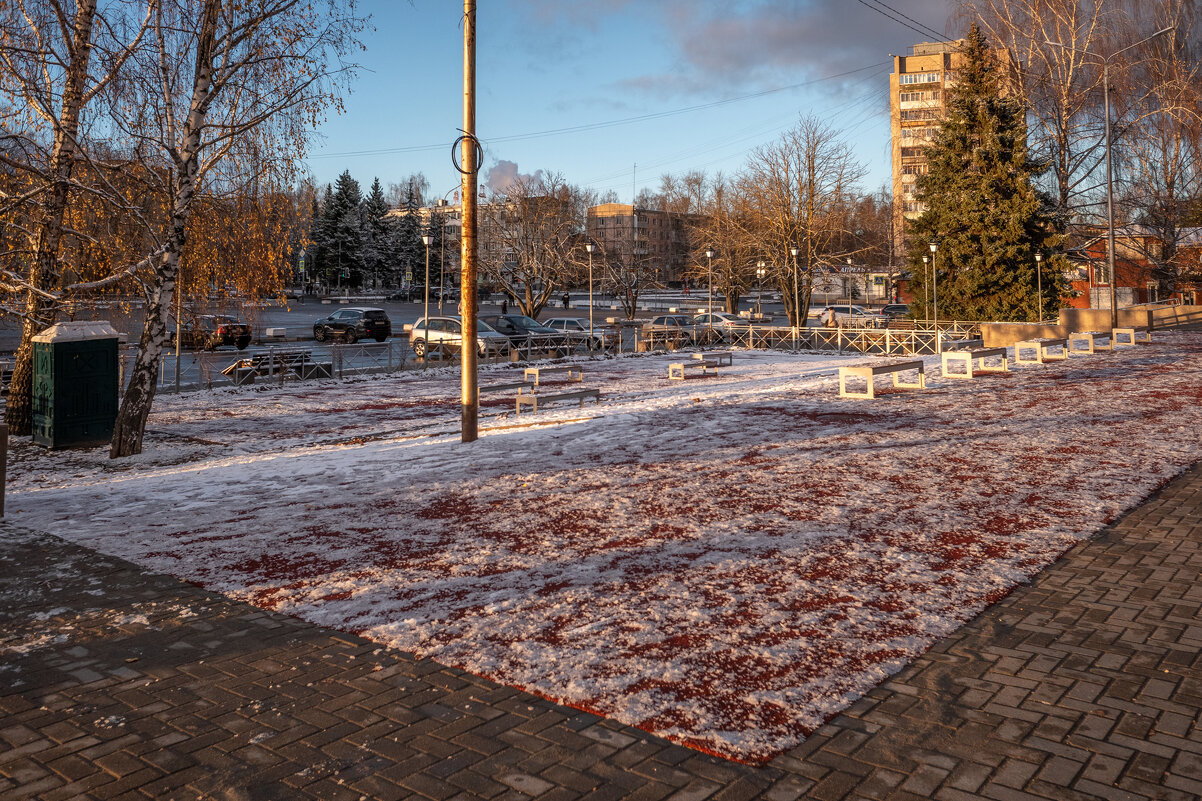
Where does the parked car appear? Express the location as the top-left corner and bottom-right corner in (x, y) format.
(642, 314), (700, 344)
(312, 307), (391, 343)
(692, 311), (748, 342)
(542, 317), (618, 350)
(178, 314), (251, 350)
(481, 314), (569, 353)
(819, 304), (873, 324)
(879, 303), (910, 319)
(408, 315), (510, 357)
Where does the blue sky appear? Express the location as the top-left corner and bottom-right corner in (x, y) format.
(305, 0), (957, 202)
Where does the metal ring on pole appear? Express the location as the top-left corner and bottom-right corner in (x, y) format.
(451, 133), (483, 176)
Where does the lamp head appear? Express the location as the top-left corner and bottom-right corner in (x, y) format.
(929, 241), (938, 253)
(585, 242), (595, 253)
(1034, 252), (1043, 263)
(704, 248), (714, 259)
(790, 246), (799, 257)
(421, 234), (432, 246)
(922, 255), (929, 264)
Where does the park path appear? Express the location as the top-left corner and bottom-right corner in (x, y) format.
(3, 456), (1201, 800)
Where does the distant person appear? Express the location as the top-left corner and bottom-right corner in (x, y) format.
(562, 292), (570, 309)
(500, 298), (508, 314)
(820, 307), (836, 328)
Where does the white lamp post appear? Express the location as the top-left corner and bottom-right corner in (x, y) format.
(705, 247), (714, 318)
(1034, 251), (1043, 322)
(585, 241), (595, 348)
(929, 241), (939, 339)
(790, 246), (800, 347)
(922, 255), (930, 319)
(756, 261), (766, 315)
(421, 233), (433, 326)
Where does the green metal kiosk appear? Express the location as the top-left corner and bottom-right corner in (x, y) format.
(32, 321), (120, 449)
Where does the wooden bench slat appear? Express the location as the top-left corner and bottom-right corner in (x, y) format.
(515, 388), (600, 414)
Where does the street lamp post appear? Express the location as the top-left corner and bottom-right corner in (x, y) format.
(705, 247), (714, 318)
(421, 233), (433, 326)
(1047, 27), (1173, 328)
(922, 255), (930, 319)
(585, 241), (595, 350)
(929, 242), (939, 344)
(1034, 251), (1044, 322)
(790, 246), (800, 349)
(756, 261), (766, 315)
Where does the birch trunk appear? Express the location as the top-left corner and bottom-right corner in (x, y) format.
(110, 0), (219, 458)
(6, 0), (98, 436)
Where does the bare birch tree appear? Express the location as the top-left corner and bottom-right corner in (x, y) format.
(0, 0), (153, 435)
(108, 0), (363, 457)
(962, 0), (1112, 230)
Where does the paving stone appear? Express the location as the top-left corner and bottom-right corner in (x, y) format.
(6, 457), (1202, 800)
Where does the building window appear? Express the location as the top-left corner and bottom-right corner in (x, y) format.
(900, 109), (938, 121)
(899, 72), (941, 85)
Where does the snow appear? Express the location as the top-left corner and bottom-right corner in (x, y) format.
(10, 335), (1202, 762)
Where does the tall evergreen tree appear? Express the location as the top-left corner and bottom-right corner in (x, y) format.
(907, 23), (1069, 322)
(362, 177), (391, 289)
(324, 170), (364, 287)
(391, 181), (423, 288)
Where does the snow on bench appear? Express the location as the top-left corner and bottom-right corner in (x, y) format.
(838, 360), (925, 400)
(941, 347), (1009, 379)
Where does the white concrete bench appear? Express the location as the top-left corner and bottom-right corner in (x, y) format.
(1113, 327), (1152, 347)
(693, 351), (733, 366)
(838, 360), (925, 399)
(941, 347), (1008, 379)
(1068, 331), (1112, 354)
(265, 327), (287, 339)
(523, 365), (583, 385)
(1014, 338), (1068, 364)
(515, 388), (600, 415)
(668, 360), (721, 380)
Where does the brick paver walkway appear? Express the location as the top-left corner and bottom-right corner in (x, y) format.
(3, 461), (1201, 800)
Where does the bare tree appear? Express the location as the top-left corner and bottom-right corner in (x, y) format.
(0, 0), (153, 434)
(963, 0), (1113, 231)
(740, 116), (866, 325)
(479, 172), (589, 317)
(684, 174), (755, 314)
(108, 0), (363, 457)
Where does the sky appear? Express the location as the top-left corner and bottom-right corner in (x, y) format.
(305, 0), (961, 203)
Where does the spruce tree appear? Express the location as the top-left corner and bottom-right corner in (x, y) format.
(324, 170), (364, 287)
(362, 177), (391, 289)
(907, 23), (1069, 322)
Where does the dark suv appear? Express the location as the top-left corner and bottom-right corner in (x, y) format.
(179, 315), (251, 350)
(481, 314), (568, 353)
(313, 307), (391, 343)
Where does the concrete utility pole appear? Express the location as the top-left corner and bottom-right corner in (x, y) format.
(460, 0), (479, 442)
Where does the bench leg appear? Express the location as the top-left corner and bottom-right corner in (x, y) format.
(892, 368), (925, 390)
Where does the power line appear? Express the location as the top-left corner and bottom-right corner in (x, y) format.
(309, 62), (890, 160)
(855, 0), (937, 43)
(861, 0), (947, 42)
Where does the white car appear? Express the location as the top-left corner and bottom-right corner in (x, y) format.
(693, 312), (748, 341)
(819, 305), (873, 324)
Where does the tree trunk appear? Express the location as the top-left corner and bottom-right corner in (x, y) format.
(6, 1), (97, 435)
(110, 0), (219, 458)
(109, 258), (176, 457)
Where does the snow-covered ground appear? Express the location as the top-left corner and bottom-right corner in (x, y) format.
(10, 335), (1202, 762)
